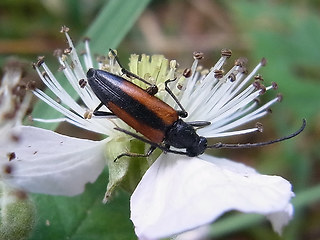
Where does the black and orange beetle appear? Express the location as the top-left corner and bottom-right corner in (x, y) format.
(82, 50), (306, 161)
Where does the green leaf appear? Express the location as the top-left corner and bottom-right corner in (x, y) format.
(31, 0), (151, 130)
(29, 171), (136, 240)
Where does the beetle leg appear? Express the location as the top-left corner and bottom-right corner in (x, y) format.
(114, 146), (156, 162)
(114, 127), (163, 148)
(92, 102), (117, 117)
(114, 127), (191, 157)
(109, 49), (158, 95)
(165, 79), (188, 118)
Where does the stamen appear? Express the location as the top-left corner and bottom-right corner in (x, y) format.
(277, 93), (283, 102)
(79, 79), (87, 88)
(214, 69), (224, 79)
(260, 57), (267, 66)
(36, 56), (45, 67)
(53, 49), (63, 58)
(60, 25), (70, 33)
(193, 51), (204, 60)
(221, 49), (232, 58)
(84, 110), (93, 119)
(234, 57), (248, 68)
(255, 122), (263, 132)
(228, 73), (236, 82)
(64, 47), (72, 55)
(254, 74), (264, 81)
(272, 82), (278, 90)
(205, 127), (260, 138)
(183, 68), (192, 78)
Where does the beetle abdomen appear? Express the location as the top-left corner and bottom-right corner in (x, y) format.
(87, 69), (178, 143)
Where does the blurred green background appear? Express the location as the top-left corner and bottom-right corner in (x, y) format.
(0, 0), (319, 239)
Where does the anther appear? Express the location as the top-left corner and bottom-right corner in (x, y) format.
(3, 164), (13, 174)
(7, 152), (16, 161)
(259, 85), (266, 95)
(53, 49), (63, 57)
(36, 56), (45, 67)
(228, 73), (236, 82)
(170, 60), (177, 69)
(235, 57), (248, 67)
(60, 26), (70, 33)
(277, 93), (283, 102)
(183, 68), (192, 78)
(12, 84), (26, 97)
(214, 69), (224, 79)
(58, 65), (66, 71)
(221, 49), (232, 58)
(27, 81), (36, 90)
(84, 110), (93, 119)
(261, 57), (267, 66)
(255, 122), (263, 132)
(79, 79), (87, 88)
(64, 47), (72, 55)
(254, 74), (264, 81)
(241, 67), (248, 74)
(267, 108), (273, 114)
(83, 36), (90, 42)
(253, 80), (261, 89)
(193, 51), (204, 60)
(272, 82), (278, 90)
(42, 71), (49, 78)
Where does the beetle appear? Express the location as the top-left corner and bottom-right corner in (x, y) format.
(82, 50), (306, 161)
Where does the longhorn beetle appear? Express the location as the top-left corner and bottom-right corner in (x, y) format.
(82, 49), (306, 161)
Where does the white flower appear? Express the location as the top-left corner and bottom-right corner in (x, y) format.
(130, 51), (295, 239)
(0, 63), (36, 239)
(3, 27), (297, 239)
(0, 63), (31, 174)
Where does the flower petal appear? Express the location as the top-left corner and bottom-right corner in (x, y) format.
(1, 126), (107, 196)
(267, 204), (294, 235)
(131, 153), (294, 239)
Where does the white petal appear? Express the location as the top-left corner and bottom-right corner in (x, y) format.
(1, 126), (107, 196)
(131, 154), (294, 239)
(267, 203), (294, 235)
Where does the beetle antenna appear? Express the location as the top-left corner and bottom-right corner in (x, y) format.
(109, 49), (156, 89)
(165, 78), (188, 118)
(113, 127), (190, 157)
(207, 119), (306, 149)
